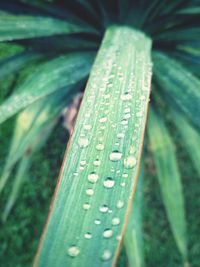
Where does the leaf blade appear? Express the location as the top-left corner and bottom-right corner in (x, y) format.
(124, 160), (144, 267)
(0, 52), (94, 124)
(153, 51), (200, 131)
(171, 109), (200, 177)
(0, 15), (85, 42)
(34, 26), (152, 267)
(147, 107), (187, 260)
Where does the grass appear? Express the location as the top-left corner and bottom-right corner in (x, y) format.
(0, 119), (199, 267)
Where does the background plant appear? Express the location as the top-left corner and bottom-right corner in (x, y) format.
(0, 0), (199, 266)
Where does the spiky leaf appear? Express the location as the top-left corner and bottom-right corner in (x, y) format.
(0, 15), (84, 41)
(124, 160), (144, 267)
(34, 26), (152, 267)
(153, 51), (200, 131)
(148, 107), (187, 261)
(0, 52), (94, 124)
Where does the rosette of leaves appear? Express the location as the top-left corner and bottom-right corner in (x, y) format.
(0, 1), (199, 266)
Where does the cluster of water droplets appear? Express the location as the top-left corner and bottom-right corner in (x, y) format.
(66, 27), (152, 263)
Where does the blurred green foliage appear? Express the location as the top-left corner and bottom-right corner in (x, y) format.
(0, 120), (199, 267)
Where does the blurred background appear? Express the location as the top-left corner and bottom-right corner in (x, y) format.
(0, 0), (200, 267)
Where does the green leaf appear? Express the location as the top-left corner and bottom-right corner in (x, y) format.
(147, 107), (187, 261)
(177, 6), (200, 14)
(0, 15), (85, 42)
(33, 26), (152, 267)
(2, 155), (30, 222)
(1, 115), (57, 222)
(0, 51), (41, 80)
(124, 160), (144, 267)
(0, 52), (94, 124)
(169, 50), (200, 77)
(153, 51), (200, 131)
(171, 110), (200, 177)
(0, 88), (78, 193)
(155, 28), (200, 42)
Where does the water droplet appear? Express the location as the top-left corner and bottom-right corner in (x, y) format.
(122, 173), (128, 178)
(88, 172), (99, 183)
(109, 151), (122, 161)
(136, 111), (142, 118)
(121, 119), (128, 125)
(86, 189), (94, 196)
(124, 107), (131, 113)
(101, 250), (112, 261)
(84, 232), (92, 239)
(124, 156), (137, 169)
(116, 235), (122, 241)
(93, 159), (101, 166)
(99, 117), (107, 123)
(68, 246), (80, 257)
(130, 146), (136, 154)
(103, 229), (113, 238)
(78, 137), (89, 148)
(83, 203), (91, 210)
(80, 160), (86, 166)
(96, 144), (104, 151)
(124, 113), (131, 119)
(120, 93), (132, 101)
(107, 83), (113, 88)
(104, 94), (110, 99)
(84, 124), (92, 130)
(94, 219), (101, 225)
(73, 172), (78, 176)
(103, 178), (115, 189)
(112, 218), (120, 225)
(116, 200), (124, 209)
(120, 182), (125, 187)
(117, 133), (125, 139)
(99, 205), (108, 213)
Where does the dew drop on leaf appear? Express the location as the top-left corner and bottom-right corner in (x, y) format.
(124, 107), (131, 113)
(121, 119), (128, 125)
(94, 219), (101, 225)
(96, 144), (104, 151)
(83, 203), (91, 210)
(88, 172), (99, 183)
(124, 155), (137, 169)
(103, 178), (115, 188)
(99, 117), (107, 123)
(93, 159), (101, 166)
(101, 250), (112, 261)
(78, 137), (89, 148)
(120, 93), (132, 101)
(80, 160), (86, 166)
(99, 205), (108, 213)
(116, 200), (124, 209)
(67, 246), (80, 257)
(103, 229), (113, 238)
(83, 124), (92, 130)
(112, 218), (120, 225)
(84, 233), (92, 239)
(124, 113), (131, 119)
(109, 151), (122, 161)
(86, 189), (94, 196)
(117, 133), (125, 139)
(136, 111), (142, 118)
